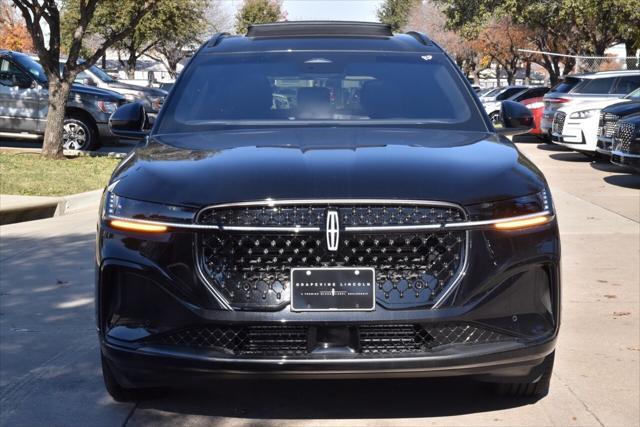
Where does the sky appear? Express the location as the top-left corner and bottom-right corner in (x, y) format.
(223, 0), (384, 23)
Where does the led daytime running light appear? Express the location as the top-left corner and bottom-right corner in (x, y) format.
(494, 215), (551, 230)
(109, 219), (168, 233)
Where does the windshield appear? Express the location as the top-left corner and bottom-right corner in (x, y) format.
(156, 51), (485, 133)
(89, 65), (116, 82)
(625, 87), (640, 101)
(13, 54), (47, 82)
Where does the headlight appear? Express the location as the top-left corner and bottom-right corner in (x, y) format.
(465, 190), (554, 230)
(526, 101), (544, 110)
(96, 100), (118, 114)
(570, 109), (599, 119)
(102, 190), (196, 232)
(148, 96), (165, 111)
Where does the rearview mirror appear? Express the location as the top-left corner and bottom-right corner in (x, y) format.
(82, 77), (97, 86)
(108, 102), (149, 140)
(496, 100), (534, 136)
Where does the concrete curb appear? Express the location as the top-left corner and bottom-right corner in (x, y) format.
(0, 146), (128, 159)
(0, 189), (102, 226)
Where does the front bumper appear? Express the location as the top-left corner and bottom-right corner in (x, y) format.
(611, 151), (640, 172)
(102, 334), (556, 387)
(596, 137), (613, 155)
(97, 217), (561, 387)
(551, 118), (598, 151)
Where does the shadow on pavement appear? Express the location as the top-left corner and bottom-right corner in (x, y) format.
(535, 143), (567, 152)
(0, 230), (134, 425)
(603, 174), (640, 189)
(134, 376), (538, 421)
(549, 152), (592, 162)
(512, 134), (543, 144)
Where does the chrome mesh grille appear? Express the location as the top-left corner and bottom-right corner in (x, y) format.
(197, 203), (467, 311)
(603, 113), (619, 138)
(148, 323), (514, 357)
(613, 121), (636, 153)
(552, 112), (566, 134)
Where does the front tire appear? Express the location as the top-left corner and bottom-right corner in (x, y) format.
(492, 351), (555, 398)
(62, 115), (98, 151)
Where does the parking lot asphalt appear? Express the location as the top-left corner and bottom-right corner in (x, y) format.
(0, 138), (638, 427)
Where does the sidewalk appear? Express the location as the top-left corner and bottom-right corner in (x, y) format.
(0, 190), (102, 226)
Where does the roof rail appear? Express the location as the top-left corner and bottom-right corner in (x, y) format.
(246, 21), (393, 38)
(206, 32), (230, 47)
(405, 31), (432, 45)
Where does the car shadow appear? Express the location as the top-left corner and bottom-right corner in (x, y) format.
(603, 174), (640, 189)
(548, 152), (594, 162)
(535, 143), (567, 152)
(512, 134), (543, 144)
(135, 377), (539, 420)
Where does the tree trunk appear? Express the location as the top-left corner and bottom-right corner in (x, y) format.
(524, 60), (531, 85)
(495, 65), (501, 87)
(506, 70), (514, 85)
(126, 54), (137, 79)
(42, 77), (71, 159)
(101, 55), (106, 69)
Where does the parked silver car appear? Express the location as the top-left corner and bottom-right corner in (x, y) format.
(62, 61), (167, 115)
(0, 50), (126, 150)
(541, 70), (640, 138)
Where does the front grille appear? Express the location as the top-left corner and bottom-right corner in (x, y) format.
(197, 203), (467, 310)
(148, 323), (514, 358)
(552, 112), (566, 134)
(359, 324), (512, 354)
(154, 325), (308, 356)
(603, 113), (619, 138)
(613, 121), (636, 153)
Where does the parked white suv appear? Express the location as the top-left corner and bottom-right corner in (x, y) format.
(541, 70), (640, 138)
(551, 97), (631, 155)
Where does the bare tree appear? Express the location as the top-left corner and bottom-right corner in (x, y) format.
(12, 0), (158, 159)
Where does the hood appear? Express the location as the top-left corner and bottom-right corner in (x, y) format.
(105, 81), (167, 96)
(70, 83), (125, 101)
(603, 100), (640, 116)
(111, 127), (546, 208)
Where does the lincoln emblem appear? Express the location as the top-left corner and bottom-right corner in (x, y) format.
(326, 210), (339, 251)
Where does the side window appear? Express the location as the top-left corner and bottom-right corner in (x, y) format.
(576, 77), (616, 94)
(496, 88), (524, 100)
(0, 58), (31, 87)
(612, 76), (640, 95)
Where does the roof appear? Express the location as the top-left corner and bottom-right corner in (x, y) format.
(573, 70), (640, 79)
(203, 21), (439, 54)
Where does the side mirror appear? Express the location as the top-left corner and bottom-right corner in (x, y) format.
(109, 102), (149, 140)
(496, 100), (534, 136)
(82, 77), (97, 86)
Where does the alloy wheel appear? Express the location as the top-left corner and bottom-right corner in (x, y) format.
(62, 121), (88, 150)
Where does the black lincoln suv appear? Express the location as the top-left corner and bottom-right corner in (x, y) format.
(98, 22), (560, 401)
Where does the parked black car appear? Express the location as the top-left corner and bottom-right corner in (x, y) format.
(611, 113), (640, 172)
(597, 88), (640, 155)
(0, 50), (125, 150)
(98, 22), (560, 402)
